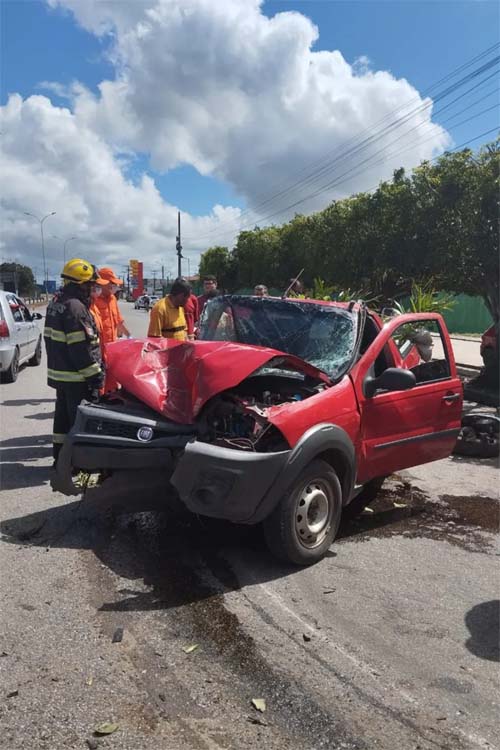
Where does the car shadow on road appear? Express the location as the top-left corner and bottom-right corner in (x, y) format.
(0, 462), (53, 490)
(464, 600), (500, 662)
(24, 412), (54, 421)
(0, 399), (54, 407)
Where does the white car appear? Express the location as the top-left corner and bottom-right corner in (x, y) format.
(0, 291), (43, 382)
(134, 294), (160, 310)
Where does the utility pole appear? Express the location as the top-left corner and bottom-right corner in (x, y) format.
(176, 211), (183, 278)
(152, 269), (158, 291)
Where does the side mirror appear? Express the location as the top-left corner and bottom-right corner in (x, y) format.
(33, 312), (43, 320)
(364, 367), (416, 398)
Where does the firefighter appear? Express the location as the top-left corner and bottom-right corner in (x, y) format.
(94, 267), (130, 392)
(44, 258), (104, 465)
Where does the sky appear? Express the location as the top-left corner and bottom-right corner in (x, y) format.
(1, 0), (498, 282)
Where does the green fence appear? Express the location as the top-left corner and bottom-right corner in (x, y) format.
(441, 294), (493, 335)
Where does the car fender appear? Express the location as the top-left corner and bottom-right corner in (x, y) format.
(249, 422), (356, 524)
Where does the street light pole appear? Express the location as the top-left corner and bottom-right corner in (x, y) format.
(24, 211), (56, 297)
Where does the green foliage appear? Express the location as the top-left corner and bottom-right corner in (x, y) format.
(393, 280), (456, 315)
(198, 246), (232, 288)
(0, 262), (37, 296)
(312, 277), (335, 300)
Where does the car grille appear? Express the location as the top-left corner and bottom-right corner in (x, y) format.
(85, 418), (150, 441)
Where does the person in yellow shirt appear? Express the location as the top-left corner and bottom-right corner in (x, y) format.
(147, 279), (191, 340)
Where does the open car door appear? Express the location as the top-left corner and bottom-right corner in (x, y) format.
(350, 313), (462, 485)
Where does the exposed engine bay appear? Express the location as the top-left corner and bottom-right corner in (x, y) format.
(198, 373), (325, 452)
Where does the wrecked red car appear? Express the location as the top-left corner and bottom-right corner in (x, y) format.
(52, 295), (463, 565)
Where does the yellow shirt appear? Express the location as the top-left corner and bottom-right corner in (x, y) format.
(148, 297), (187, 340)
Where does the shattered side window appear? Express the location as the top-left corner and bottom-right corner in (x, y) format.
(200, 296), (358, 379)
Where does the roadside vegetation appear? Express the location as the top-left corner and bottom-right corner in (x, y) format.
(199, 139), (499, 324)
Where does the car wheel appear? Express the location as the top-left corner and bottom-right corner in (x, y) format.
(28, 337), (42, 366)
(263, 459), (342, 565)
(343, 476), (387, 518)
(3, 348), (20, 383)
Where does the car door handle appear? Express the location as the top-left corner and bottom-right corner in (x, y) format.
(442, 393), (460, 403)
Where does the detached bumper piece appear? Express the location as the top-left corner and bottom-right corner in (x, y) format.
(171, 440), (289, 523)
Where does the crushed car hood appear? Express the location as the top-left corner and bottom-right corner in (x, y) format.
(105, 338), (331, 423)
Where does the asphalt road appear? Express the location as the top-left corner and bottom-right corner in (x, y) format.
(0, 304), (498, 750)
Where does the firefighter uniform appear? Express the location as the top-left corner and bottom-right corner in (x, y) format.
(44, 260), (104, 462)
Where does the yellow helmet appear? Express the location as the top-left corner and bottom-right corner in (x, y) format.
(61, 258), (100, 285)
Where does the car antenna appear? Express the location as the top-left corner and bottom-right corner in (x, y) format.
(282, 268), (305, 299)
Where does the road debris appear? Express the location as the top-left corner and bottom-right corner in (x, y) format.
(393, 502), (407, 508)
(247, 716), (269, 726)
(182, 644), (199, 654)
(303, 633), (312, 642)
(6, 690), (18, 698)
(94, 722), (119, 735)
(251, 698), (266, 712)
(112, 627), (124, 643)
(86, 739), (99, 750)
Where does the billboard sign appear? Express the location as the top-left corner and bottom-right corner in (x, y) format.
(129, 259), (144, 299)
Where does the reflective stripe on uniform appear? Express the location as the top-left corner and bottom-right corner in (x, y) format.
(44, 327), (87, 345)
(47, 368), (86, 382)
(66, 330), (87, 344)
(44, 327), (67, 343)
(52, 433), (66, 444)
(79, 362), (102, 378)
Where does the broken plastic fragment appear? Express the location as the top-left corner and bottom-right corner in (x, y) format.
(182, 644), (199, 654)
(393, 502), (407, 508)
(251, 698), (266, 712)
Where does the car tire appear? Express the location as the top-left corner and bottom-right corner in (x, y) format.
(343, 476), (387, 518)
(28, 337), (42, 366)
(263, 459), (342, 566)
(2, 348), (20, 383)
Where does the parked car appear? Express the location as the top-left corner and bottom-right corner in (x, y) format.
(52, 295), (463, 565)
(0, 291), (43, 382)
(134, 295), (160, 310)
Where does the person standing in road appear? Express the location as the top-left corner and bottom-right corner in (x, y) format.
(147, 279), (191, 340)
(94, 267), (130, 391)
(44, 259), (104, 465)
(89, 277), (108, 389)
(197, 275), (219, 321)
(175, 277), (198, 340)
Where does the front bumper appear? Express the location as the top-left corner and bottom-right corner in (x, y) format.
(50, 398), (292, 521)
(170, 441), (289, 523)
(50, 399), (195, 496)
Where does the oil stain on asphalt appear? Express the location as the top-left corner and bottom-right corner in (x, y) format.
(338, 476), (498, 553)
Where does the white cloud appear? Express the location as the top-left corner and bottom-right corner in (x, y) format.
(0, 94), (242, 280)
(2, 0), (451, 278)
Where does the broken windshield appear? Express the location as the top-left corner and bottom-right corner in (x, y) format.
(199, 295), (359, 380)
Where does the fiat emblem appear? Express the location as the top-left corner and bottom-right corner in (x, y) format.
(137, 426), (154, 442)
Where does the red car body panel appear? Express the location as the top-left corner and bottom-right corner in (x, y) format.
(267, 376), (360, 450)
(105, 337), (330, 424)
(349, 313), (462, 483)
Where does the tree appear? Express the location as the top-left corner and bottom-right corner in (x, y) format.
(0, 262), (37, 297)
(198, 246), (232, 289)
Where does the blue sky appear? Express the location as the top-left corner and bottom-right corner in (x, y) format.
(1, 0), (498, 218)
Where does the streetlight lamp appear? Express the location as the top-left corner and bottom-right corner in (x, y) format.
(53, 235), (76, 264)
(24, 211), (56, 297)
